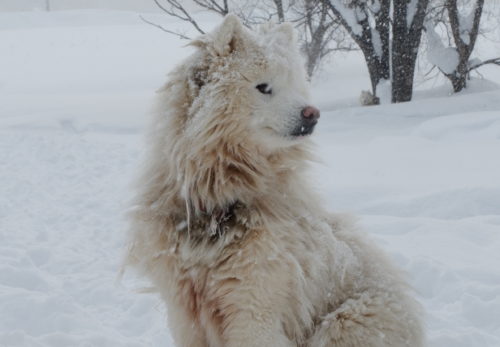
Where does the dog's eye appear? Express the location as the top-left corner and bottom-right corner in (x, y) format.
(256, 83), (272, 95)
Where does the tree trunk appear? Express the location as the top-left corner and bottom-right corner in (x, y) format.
(363, 50), (390, 98)
(391, 48), (415, 102)
(447, 73), (467, 92)
(445, 56), (469, 92)
(273, 0), (285, 23)
(303, 0), (330, 78)
(305, 40), (324, 78)
(391, 0), (429, 103)
(391, 1), (414, 103)
(445, 0), (485, 92)
(375, 0), (391, 87)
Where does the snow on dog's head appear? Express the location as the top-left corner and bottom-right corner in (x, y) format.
(148, 15), (318, 213)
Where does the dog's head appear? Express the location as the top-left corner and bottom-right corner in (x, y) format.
(152, 15), (319, 212)
(176, 15), (319, 151)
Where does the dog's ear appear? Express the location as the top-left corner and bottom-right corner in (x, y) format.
(191, 14), (246, 57)
(257, 21), (296, 50)
(273, 22), (296, 47)
(211, 14), (245, 56)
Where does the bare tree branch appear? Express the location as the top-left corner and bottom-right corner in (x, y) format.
(140, 15), (191, 40)
(154, 0), (205, 34)
(193, 0), (229, 15)
(468, 57), (500, 71)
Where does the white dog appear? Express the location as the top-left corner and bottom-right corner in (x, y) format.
(126, 15), (424, 347)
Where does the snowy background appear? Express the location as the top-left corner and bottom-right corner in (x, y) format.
(1, 2), (500, 346)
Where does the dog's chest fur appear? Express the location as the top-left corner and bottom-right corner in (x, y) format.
(167, 204), (269, 341)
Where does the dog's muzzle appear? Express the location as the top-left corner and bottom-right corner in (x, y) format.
(291, 106), (320, 137)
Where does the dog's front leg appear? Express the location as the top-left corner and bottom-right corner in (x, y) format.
(164, 294), (207, 347)
(206, 228), (296, 346)
(208, 266), (294, 346)
(222, 310), (292, 347)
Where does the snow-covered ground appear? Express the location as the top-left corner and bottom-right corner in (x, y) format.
(1, 10), (500, 347)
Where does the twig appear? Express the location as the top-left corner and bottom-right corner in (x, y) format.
(154, 0), (205, 35)
(139, 15), (191, 40)
(468, 57), (500, 72)
(423, 64), (437, 77)
(193, 0), (228, 15)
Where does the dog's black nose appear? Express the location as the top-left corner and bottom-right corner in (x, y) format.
(291, 105), (321, 137)
(301, 106), (320, 121)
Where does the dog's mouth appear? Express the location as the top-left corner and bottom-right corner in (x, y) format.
(290, 121), (317, 137)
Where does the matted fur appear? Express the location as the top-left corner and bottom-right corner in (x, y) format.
(126, 15), (424, 347)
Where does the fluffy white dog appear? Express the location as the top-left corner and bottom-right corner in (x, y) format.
(126, 15), (424, 347)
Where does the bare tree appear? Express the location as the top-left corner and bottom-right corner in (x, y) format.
(426, 0), (499, 92)
(149, 0), (207, 36)
(447, 0), (484, 89)
(45, 0), (51, 11)
(194, 0), (229, 16)
(230, 0), (290, 26)
(293, 0), (355, 77)
(326, 0), (429, 103)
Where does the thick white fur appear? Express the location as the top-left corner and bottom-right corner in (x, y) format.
(126, 15), (424, 347)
